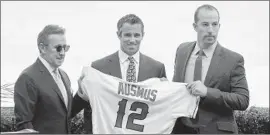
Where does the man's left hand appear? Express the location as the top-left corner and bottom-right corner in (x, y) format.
(186, 81), (207, 97)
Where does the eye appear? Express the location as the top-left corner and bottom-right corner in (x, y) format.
(202, 23), (209, 27)
(212, 22), (219, 27)
(123, 33), (131, 37)
(134, 33), (141, 37)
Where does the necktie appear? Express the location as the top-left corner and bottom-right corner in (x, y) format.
(53, 69), (68, 108)
(191, 49), (205, 129)
(181, 49), (205, 133)
(194, 49), (205, 81)
(126, 57), (136, 82)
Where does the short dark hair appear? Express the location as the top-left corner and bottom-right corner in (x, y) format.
(37, 24), (65, 45)
(117, 14), (144, 34)
(194, 4), (220, 23)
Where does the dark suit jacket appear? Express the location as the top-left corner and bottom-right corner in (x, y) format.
(14, 58), (73, 134)
(172, 42), (249, 134)
(72, 51), (166, 133)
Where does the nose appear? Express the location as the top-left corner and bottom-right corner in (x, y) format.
(207, 25), (214, 34)
(59, 49), (65, 55)
(207, 26), (214, 33)
(129, 36), (136, 43)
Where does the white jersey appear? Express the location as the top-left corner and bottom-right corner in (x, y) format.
(78, 67), (199, 134)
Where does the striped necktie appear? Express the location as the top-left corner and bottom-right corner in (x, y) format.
(53, 69), (68, 108)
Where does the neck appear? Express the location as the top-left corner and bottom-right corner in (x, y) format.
(40, 54), (58, 70)
(197, 41), (216, 49)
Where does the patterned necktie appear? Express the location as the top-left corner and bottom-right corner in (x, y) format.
(126, 57), (136, 82)
(53, 69), (68, 108)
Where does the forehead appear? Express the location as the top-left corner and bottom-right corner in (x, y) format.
(197, 8), (219, 23)
(120, 23), (142, 33)
(47, 34), (66, 44)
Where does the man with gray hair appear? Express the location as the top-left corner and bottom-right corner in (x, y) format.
(172, 4), (249, 134)
(14, 24), (73, 133)
(71, 14), (167, 133)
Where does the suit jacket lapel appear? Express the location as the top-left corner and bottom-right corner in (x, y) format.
(108, 51), (122, 79)
(204, 43), (224, 86)
(36, 59), (68, 112)
(59, 70), (72, 113)
(180, 42), (196, 82)
(138, 53), (146, 82)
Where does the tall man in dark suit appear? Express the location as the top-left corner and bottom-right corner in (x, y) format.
(14, 25), (73, 134)
(72, 14), (167, 133)
(172, 4), (249, 134)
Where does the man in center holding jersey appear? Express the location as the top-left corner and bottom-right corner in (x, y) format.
(71, 14), (167, 134)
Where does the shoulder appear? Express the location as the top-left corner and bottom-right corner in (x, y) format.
(177, 41), (195, 50)
(140, 53), (165, 67)
(220, 45), (244, 61)
(18, 60), (39, 79)
(15, 61), (38, 86)
(91, 51), (118, 69)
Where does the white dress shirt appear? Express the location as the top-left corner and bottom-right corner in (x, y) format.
(38, 56), (68, 107)
(184, 41), (218, 83)
(118, 49), (140, 82)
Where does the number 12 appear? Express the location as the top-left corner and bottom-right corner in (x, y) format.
(114, 99), (149, 132)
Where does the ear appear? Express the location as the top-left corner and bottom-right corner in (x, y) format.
(117, 31), (121, 39)
(142, 32), (145, 38)
(38, 43), (46, 53)
(193, 23), (198, 32)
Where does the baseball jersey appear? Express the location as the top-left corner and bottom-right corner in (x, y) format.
(78, 67), (199, 134)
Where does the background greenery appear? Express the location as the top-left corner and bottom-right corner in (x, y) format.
(1, 106), (269, 134)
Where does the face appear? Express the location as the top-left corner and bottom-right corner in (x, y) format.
(117, 23), (144, 56)
(40, 34), (67, 68)
(193, 8), (220, 49)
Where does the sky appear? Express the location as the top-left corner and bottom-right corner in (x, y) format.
(1, 1), (269, 107)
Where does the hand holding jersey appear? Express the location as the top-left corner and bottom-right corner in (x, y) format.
(77, 67), (200, 134)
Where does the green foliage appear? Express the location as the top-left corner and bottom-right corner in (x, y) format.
(1, 106), (269, 134)
(235, 106), (269, 134)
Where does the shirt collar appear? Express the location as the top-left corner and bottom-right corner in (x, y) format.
(38, 55), (58, 74)
(118, 49), (140, 64)
(194, 41), (218, 58)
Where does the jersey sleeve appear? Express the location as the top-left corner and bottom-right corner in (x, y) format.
(77, 66), (90, 101)
(171, 83), (199, 119)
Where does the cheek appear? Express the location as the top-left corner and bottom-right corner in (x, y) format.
(135, 38), (142, 43)
(121, 38), (129, 43)
(50, 53), (58, 59)
(198, 31), (207, 37)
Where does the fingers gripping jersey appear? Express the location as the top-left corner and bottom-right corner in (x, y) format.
(78, 67), (199, 134)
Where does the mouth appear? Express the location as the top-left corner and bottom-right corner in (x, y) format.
(56, 57), (64, 60)
(128, 43), (137, 46)
(205, 36), (215, 38)
(205, 36), (215, 41)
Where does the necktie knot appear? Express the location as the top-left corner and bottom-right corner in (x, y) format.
(128, 56), (134, 62)
(53, 69), (59, 77)
(196, 49), (205, 57)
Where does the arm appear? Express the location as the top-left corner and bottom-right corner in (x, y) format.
(71, 93), (90, 118)
(159, 64), (167, 78)
(14, 74), (38, 130)
(172, 46), (181, 82)
(201, 56), (249, 111)
(71, 73), (91, 118)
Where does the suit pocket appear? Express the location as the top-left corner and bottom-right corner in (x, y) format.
(216, 122), (236, 133)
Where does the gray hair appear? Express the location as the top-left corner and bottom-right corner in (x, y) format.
(37, 24), (65, 46)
